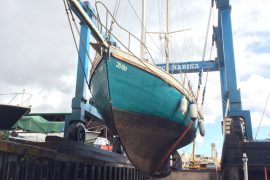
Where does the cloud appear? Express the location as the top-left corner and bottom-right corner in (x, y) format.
(250, 111), (270, 128)
(239, 75), (270, 125)
(195, 133), (204, 144)
(232, 0), (270, 34)
(0, 0), (79, 112)
(228, 0), (270, 131)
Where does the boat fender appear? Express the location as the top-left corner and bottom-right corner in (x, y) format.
(179, 96), (188, 115)
(189, 103), (198, 121)
(198, 119), (205, 136)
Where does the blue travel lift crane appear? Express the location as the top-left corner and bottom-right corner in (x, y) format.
(159, 0), (270, 179)
(64, 0), (270, 179)
(63, 1), (105, 142)
(157, 0), (253, 141)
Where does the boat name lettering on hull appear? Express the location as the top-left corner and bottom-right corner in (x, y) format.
(116, 61), (128, 71)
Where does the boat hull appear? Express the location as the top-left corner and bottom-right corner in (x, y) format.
(0, 104), (30, 130)
(90, 49), (198, 175)
(112, 108), (196, 174)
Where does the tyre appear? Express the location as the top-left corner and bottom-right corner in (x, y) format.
(68, 122), (86, 143)
(230, 117), (244, 141)
(112, 137), (124, 154)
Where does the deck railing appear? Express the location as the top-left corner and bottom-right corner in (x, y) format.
(0, 90), (32, 107)
(94, 1), (155, 64)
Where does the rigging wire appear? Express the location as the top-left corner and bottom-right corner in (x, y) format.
(180, 142), (192, 158)
(201, 44), (213, 107)
(179, 0), (193, 60)
(3, 92), (33, 105)
(112, 0), (120, 18)
(94, 2), (195, 100)
(125, 0), (191, 93)
(126, 0), (165, 58)
(201, 1), (216, 108)
(63, 0), (91, 90)
(157, 0), (163, 33)
(146, 33), (166, 57)
(68, 4), (95, 64)
(201, 5), (213, 62)
(196, 1), (214, 102)
(95, 1), (158, 65)
(107, 0), (121, 38)
(168, 0), (191, 88)
(64, 0), (194, 105)
(127, 0), (140, 24)
(63, 0), (110, 101)
(255, 91), (270, 140)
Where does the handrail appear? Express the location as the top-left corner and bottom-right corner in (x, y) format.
(0, 92), (32, 106)
(94, 1), (155, 64)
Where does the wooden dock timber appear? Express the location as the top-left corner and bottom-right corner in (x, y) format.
(0, 138), (147, 180)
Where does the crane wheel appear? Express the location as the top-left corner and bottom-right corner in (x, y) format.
(112, 137), (124, 154)
(68, 122), (86, 143)
(230, 117), (244, 141)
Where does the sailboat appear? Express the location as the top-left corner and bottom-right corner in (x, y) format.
(67, 0), (204, 177)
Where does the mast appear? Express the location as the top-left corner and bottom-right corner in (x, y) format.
(140, 0), (146, 59)
(165, 0), (170, 73)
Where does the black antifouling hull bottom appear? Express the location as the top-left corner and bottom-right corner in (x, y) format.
(0, 104), (30, 130)
(112, 109), (196, 175)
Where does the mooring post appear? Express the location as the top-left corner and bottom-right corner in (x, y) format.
(242, 153), (248, 180)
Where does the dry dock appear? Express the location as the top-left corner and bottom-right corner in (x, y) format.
(0, 138), (147, 180)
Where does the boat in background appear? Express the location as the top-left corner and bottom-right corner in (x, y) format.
(9, 129), (100, 143)
(0, 104), (30, 130)
(10, 115), (100, 143)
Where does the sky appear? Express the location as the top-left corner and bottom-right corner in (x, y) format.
(0, 0), (269, 158)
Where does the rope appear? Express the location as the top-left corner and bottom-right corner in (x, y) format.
(180, 143), (192, 158)
(68, 3), (94, 64)
(112, 0), (120, 18)
(201, 43), (214, 107)
(63, 0), (91, 90)
(107, 0), (121, 37)
(64, 0), (111, 102)
(255, 90), (270, 139)
(196, 1), (213, 102)
(171, 36), (187, 84)
(127, 0), (140, 24)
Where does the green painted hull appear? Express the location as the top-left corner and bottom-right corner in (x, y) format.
(90, 53), (198, 175)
